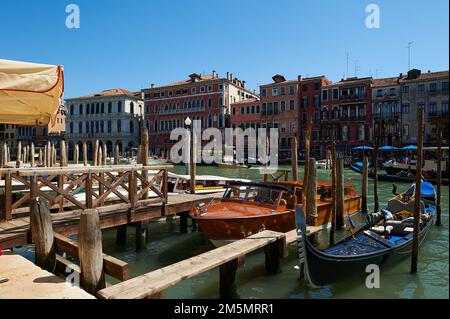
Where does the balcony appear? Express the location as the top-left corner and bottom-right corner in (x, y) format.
(373, 112), (401, 119)
(339, 94), (365, 101)
(66, 132), (136, 139)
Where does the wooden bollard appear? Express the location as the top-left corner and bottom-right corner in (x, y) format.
(74, 144), (79, 165)
(16, 140), (21, 168)
(30, 143), (35, 167)
(23, 146), (28, 164)
(436, 127), (442, 226)
(83, 142), (88, 166)
(38, 149), (43, 167)
(219, 258), (238, 298)
(303, 112), (313, 212)
(52, 144), (56, 167)
(411, 107), (424, 273)
(335, 157), (345, 229)
(78, 209), (106, 294)
(362, 156), (368, 214)
(291, 136), (298, 181)
(46, 141), (51, 167)
(306, 158), (318, 226)
(60, 140), (67, 167)
(98, 145), (103, 167)
(114, 144), (120, 165)
(102, 143), (107, 166)
(93, 140), (99, 166)
(329, 140), (337, 245)
(30, 198), (56, 272)
(6, 144), (10, 163)
(2, 143), (8, 166)
(189, 129), (196, 194)
(373, 122), (382, 213)
(43, 145), (47, 167)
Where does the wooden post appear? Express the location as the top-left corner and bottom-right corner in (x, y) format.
(78, 208), (106, 294)
(219, 258), (238, 298)
(83, 142), (88, 166)
(93, 140), (99, 166)
(189, 128), (196, 194)
(3, 143), (8, 167)
(141, 128), (149, 199)
(98, 145), (103, 167)
(16, 140), (21, 168)
(43, 145), (48, 167)
(135, 221), (148, 251)
(179, 212), (188, 233)
(60, 140), (67, 167)
(411, 107), (424, 273)
(361, 156), (368, 214)
(30, 197), (56, 272)
(291, 136), (298, 181)
(329, 141), (337, 245)
(335, 157), (345, 229)
(23, 146), (28, 164)
(102, 143), (107, 166)
(306, 158), (317, 226)
(373, 121), (381, 213)
(263, 136), (269, 183)
(85, 172), (93, 208)
(46, 141), (51, 167)
(30, 143), (35, 167)
(3, 171), (12, 220)
(74, 144), (79, 165)
(116, 225), (127, 245)
(51, 143), (56, 167)
(38, 149), (43, 167)
(435, 127), (442, 226)
(114, 144), (120, 165)
(6, 143), (10, 163)
(303, 111), (313, 212)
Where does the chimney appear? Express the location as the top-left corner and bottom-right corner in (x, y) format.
(298, 75), (302, 82)
(226, 72), (229, 80)
(151, 83), (155, 88)
(242, 80), (246, 87)
(212, 70), (216, 78)
(230, 73), (233, 81)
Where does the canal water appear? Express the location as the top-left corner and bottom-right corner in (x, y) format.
(16, 165), (449, 298)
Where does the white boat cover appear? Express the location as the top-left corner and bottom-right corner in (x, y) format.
(0, 59), (64, 125)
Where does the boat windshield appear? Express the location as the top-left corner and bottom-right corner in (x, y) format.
(223, 185), (282, 206)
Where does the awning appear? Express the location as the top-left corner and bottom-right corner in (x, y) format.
(0, 59), (64, 126)
(379, 146), (398, 151)
(352, 146), (374, 151)
(401, 145), (417, 150)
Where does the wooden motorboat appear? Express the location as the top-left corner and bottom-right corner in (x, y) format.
(167, 174), (251, 194)
(296, 181), (436, 287)
(190, 180), (361, 246)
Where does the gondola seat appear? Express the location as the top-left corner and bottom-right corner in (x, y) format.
(370, 225), (393, 235)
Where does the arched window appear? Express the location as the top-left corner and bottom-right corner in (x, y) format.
(333, 106), (339, 119)
(130, 102), (134, 114)
(69, 123), (74, 134)
(188, 101), (191, 108)
(117, 120), (122, 132)
(95, 103), (99, 114)
(201, 100), (204, 108)
(95, 121), (100, 133)
(241, 106), (245, 114)
(118, 101), (122, 113)
(79, 104), (83, 114)
(108, 102), (112, 113)
(101, 103), (104, 114)
(85, 122), (89, 133)
(107, 120), (112, 133)
(86, 104), (90, 114)
(219, 96), (223, 106)
(91, 104), (95, 114)
(130, 121), (134, 133)
(100, 121), (104, 133)
(208, 98), (212, 107)
(70, 105), (74, 115)
(208, 115), (213, 127)
(78, 122), (82, 133)
(321, 107), (328, 120)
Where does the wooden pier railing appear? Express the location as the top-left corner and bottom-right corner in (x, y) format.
(0, 165), (172, 222)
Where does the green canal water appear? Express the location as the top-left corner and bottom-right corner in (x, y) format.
(17, 165), (449, 299)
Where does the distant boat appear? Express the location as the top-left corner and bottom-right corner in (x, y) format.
(217, 161), (248, 169)
(167, 173), (251, 194)
(315, 159), (330, 169)
(296, 181), (436, 287)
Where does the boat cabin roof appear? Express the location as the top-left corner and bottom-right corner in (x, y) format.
(275, 180), (355, 189)
(227, 181), (289, 192)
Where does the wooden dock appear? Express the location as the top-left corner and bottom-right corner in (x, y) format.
(0, 253), (94, 299)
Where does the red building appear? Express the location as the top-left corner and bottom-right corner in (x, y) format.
(298, 75), (332, 159)
(143, 72), (258, 156)
(320, 77), (373, 156)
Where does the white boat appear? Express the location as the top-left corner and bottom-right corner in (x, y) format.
(316, 159), (331, 169)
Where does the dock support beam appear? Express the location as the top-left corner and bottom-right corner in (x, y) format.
(135, 221), (148, 251)
(79, 208), (106, 295)
(179, 212), (189, 233)
(264, 237), (285, 274)
(291, 136), (298, 181)
(116, 225), (127, 246)
(30, 197), (56, 273)
(219, 258), (238, 298)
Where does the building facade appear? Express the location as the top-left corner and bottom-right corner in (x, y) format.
(65, 88), (144, 159)
(398, 69), (449, 146)
(298, 75), (332, 159)
(143, 72), (258, 156)
(320, 77), (373, 156)
(0, 124), (17, 150)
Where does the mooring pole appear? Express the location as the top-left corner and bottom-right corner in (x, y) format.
(303, 111), (313, 213)
(435, 127), (442, 226)
(16, 141), (21, 168)
(373, 121), (381, 213)
(330, 140), (337, 245)
(336, 157), (345, 229)
(291, 136), (298, 181)
(114, 144), (120, 165)
(362, 156), (368, 214)
(411, 107), (424, 273)
(189, 127), (196, 194)
(83, 142), (88, 166)
(30, 143), (35, 167)
(74, 144), (79, 165)
(306, 158), (317, 226)
(93, 140), (99, 166)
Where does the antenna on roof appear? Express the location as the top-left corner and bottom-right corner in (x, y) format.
(407, 41), (413, 70)
(354, 60), (360, 77)
(346, 52), (350, 79)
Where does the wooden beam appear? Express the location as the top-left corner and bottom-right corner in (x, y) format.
(54, 232), (128, 281)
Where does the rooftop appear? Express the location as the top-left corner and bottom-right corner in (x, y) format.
(67, 88), (141, 100)
(231, 98), (260, 105)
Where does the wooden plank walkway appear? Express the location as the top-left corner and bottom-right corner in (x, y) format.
(0, 192), (223, 249)
(0, 253), (95, 299)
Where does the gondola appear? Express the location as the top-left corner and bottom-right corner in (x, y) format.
(295, 181), (436, 287)
(349, 164), (449, 185)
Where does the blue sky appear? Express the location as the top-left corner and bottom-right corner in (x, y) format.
(1, 0), (448, 98)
